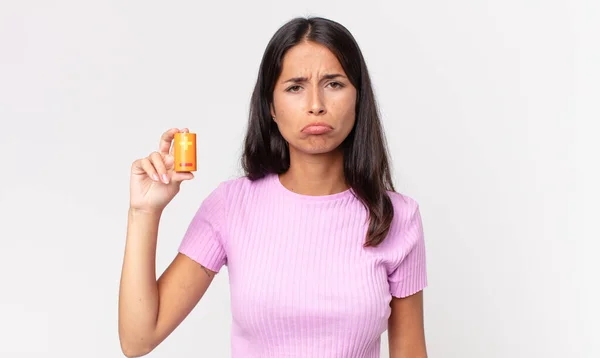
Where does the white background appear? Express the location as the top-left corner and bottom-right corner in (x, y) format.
(1, 0), (598, 357)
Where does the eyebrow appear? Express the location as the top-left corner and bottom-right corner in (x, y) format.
(283, 73), (346, 84)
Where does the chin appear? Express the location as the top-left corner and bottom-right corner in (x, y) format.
(293, 139), (345, 155)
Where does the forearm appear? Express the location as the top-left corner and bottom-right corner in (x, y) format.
(118, 208), (163, 355)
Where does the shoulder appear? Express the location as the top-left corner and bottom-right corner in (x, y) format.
(387, 190), (421, 227)
(373, 190), (424, 253)
(187, 174), (268, 232)
(211, 173), (273, 200)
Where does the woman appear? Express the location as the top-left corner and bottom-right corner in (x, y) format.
(119, 16), (428, 358)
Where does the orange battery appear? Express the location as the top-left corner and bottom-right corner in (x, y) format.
(173, 132), (197, 172)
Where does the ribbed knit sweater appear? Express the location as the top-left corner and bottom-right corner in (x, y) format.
(178, 172), (427, 357)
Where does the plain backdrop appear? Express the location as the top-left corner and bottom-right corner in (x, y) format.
(1, 0), (598, 357)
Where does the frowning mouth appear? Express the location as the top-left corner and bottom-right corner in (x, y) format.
(301, 122), (333, 135)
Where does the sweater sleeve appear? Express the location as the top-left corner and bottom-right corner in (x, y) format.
(387, 201), (428, 298)
(178, 182), (228, 273)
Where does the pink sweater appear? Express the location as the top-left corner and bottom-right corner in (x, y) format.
(178, 173), (427, 357)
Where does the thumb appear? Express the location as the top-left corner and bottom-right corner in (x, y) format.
(171, 171), (194, 183)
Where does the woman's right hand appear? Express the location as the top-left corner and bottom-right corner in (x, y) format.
(129, 128), (195, 214)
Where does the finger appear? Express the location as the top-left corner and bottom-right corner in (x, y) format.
(139, 158), (160, 182)
(158, 128), (181, 155)
(163, 153), (174, 170)
(171, 171), (194, 183)
(131, 159), (144, 175)
(149, 151), (169, 184)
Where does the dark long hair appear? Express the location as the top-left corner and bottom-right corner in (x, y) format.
(241, 16), (395, 247)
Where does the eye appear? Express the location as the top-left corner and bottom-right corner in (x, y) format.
(327, 81), (344, 89)
(286, 85), (302, 93)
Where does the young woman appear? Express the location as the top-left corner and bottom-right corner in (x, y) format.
(119, 16), (428, 358)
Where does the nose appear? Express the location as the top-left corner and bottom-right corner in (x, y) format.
(308, 89), (327, 116)
(309, 106), (326, 115)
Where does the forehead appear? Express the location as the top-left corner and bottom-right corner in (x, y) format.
(280, 41), (345, 75)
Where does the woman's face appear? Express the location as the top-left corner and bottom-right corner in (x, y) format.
(270, 41), (357, 155)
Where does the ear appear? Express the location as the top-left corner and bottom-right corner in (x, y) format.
(270, 103), (276, 121)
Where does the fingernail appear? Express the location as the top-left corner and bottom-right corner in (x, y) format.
(162, 174), (169, 184)
(152, 174), (159, 181)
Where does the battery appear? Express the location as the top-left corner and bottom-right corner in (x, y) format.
(173, 132), (197, 172)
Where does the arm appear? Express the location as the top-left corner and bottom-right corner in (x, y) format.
(388, 290), (428, 358)
(118, 208), (216, 357)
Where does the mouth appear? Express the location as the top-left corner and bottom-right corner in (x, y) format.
(301, 122), (333, 135)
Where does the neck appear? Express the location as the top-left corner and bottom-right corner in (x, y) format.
(279, 147), (348, 196)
